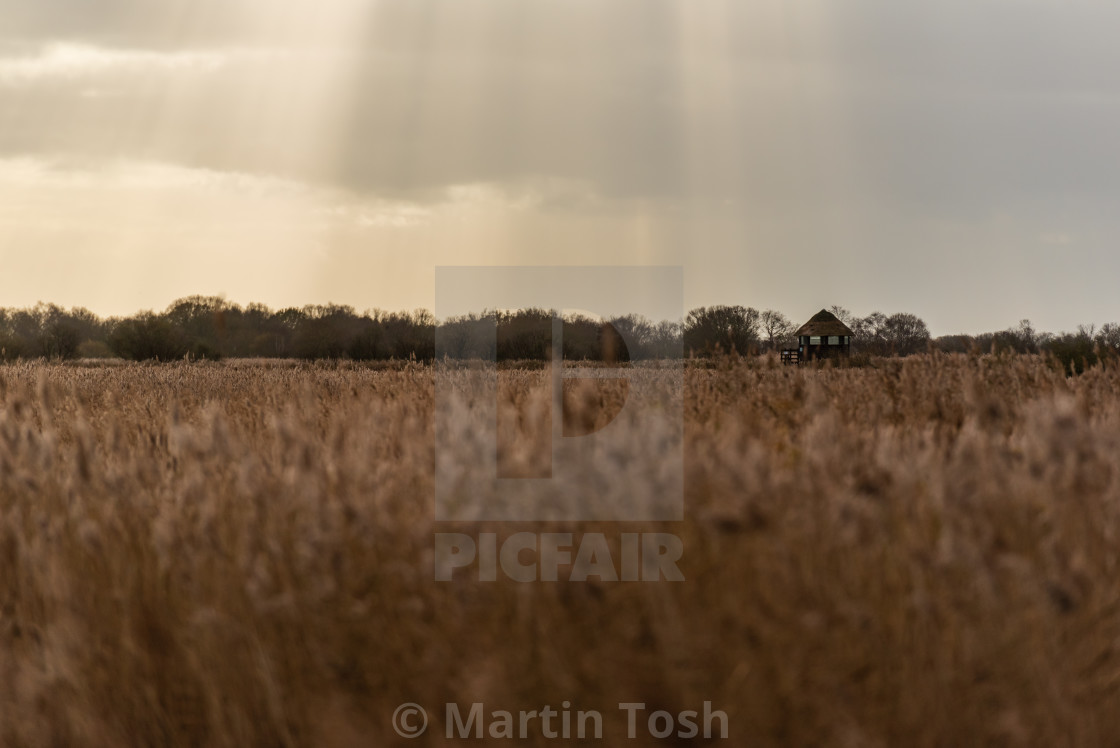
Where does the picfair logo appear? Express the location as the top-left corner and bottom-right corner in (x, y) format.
(434, 266), (683, 523)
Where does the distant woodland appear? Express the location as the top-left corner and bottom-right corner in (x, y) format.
(0, 296), (1116, 372)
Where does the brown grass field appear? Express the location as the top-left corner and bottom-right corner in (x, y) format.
(1, 354), (1119, 746)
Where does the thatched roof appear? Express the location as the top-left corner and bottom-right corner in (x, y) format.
(795, 309), (853, 337)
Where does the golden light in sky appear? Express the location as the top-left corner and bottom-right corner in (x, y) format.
(1, 1), (1118, 332)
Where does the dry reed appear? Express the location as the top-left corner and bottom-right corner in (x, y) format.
(0, 354), (1117, 746)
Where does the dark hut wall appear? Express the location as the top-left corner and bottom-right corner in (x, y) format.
(799, 334), (851, 361)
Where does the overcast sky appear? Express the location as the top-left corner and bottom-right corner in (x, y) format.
(0, 0), (1116, 334)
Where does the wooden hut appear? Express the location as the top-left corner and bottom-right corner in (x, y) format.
(785, 309), (853, 363)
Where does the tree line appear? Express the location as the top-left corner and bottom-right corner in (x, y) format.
(0, 297), (1116, 371)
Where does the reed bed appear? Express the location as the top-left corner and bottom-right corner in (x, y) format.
(0, 354), (1117, 746)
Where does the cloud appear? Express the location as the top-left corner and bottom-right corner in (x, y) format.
(0, 156), (587, 235)
(0, 2), (1119, 332)
(0, 156), (310, 199)
(0, 43), (226, 85)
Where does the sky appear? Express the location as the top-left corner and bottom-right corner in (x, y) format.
(0, 0), (1117, 335)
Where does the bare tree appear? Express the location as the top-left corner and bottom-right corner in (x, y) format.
(1096, 322), (1120, 357)
(760, 309), (794, 351)
(881, 313), (931, 356)
(648, 320), (683, 359)
(683, 305), (761, 356)
(828, 306), (856, 328)
(849, 311), (887, 354)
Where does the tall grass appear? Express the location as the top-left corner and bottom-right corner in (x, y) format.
(0, 354), (1117, 745)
